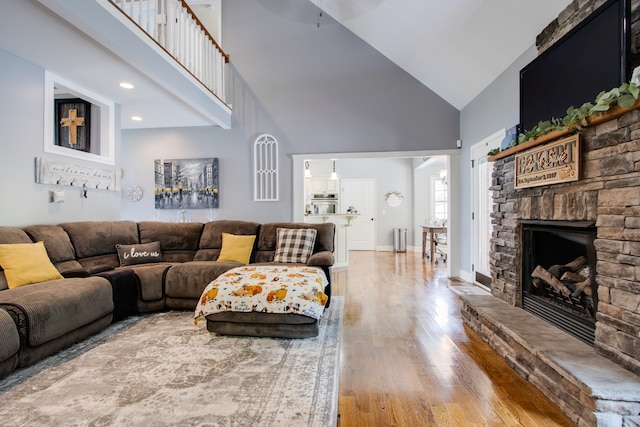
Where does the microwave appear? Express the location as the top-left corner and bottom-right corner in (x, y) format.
(312, 201), (337, 214)
(311, 193), (338, 201)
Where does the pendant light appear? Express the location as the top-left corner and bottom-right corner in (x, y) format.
(304, 161), (312, 178)
(329, 160), (339, 180)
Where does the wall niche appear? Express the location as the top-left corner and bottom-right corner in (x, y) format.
(44, 71), (115, 165)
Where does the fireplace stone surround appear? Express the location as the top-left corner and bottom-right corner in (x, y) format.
(460, 107), (640, 426)
(460, 1), (640, 424)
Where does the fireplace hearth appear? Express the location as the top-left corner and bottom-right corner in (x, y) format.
(520, 220), (597, 345)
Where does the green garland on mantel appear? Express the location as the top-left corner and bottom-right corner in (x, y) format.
(487, 81), (640, 156)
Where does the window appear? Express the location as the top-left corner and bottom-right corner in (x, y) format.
(431, 176), (448, 223)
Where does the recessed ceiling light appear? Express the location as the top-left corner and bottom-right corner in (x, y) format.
(119, 82), (134, 89)
(131, 116), (142, 121)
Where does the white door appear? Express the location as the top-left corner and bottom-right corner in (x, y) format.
(341, 179), (376, 250)
(470, 130), (504, 287)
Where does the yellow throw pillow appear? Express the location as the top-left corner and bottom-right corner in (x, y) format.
(217, 233), (256, 265)
(0, 241), (64, 288)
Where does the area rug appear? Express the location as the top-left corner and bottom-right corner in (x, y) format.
(0, 297), (344, 427)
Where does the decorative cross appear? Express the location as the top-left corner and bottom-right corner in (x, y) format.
(60, 108), (85, 145)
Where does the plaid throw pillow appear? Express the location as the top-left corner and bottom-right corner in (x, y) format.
(273, 228), (317, 264)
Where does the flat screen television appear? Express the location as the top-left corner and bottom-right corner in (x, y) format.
(519, 0), (631, 132)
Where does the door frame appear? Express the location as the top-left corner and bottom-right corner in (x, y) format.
(469, 129), (504, 288)
(292, 150), (461, 278)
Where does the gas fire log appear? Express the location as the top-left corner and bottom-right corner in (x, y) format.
(565, 256), (587, 272)
(547, 256), (588, 280)
(548, 264), (571, 279)
(560, 271), (587, 283)
(571, 278), (592, 298)
(531, 265), (571, 297)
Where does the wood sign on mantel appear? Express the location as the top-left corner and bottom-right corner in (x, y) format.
(514, 134), (581, 189)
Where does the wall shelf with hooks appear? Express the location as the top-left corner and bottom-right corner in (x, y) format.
(35, 157), (121, 191)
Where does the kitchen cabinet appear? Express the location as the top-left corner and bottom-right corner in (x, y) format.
(310, 177), (339, 193)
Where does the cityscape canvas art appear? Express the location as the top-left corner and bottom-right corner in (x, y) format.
(154, 158), (219, 209)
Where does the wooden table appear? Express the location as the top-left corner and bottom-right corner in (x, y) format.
(422, 225), (447, 262)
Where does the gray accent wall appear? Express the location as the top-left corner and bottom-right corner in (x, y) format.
(1, 0), (469, 262)
(120, 125), (292, 223)
(120, 1), (460, 232)
(0, 49), (122, 227)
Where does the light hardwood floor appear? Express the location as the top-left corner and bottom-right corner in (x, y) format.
(333, 251), (574, 427)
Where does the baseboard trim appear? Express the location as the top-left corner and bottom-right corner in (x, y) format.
(459, 269), (473, 283)
(376, 245), (418, 253)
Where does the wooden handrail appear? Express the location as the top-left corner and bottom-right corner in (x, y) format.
(176, 0), (229, 63)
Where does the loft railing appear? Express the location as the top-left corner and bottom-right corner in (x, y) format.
(108, 0), (229, 106)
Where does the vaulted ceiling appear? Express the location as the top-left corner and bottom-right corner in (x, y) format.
(0, 0), (573, 129)
(312, 0), (574, 110)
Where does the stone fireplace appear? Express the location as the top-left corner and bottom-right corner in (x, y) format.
(460, 106), (640, 427)
(488, 85), (640, 382)
(458, 1), (640, 425)
(493, 0), (640, 377)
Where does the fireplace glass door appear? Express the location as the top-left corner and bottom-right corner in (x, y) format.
(521, 221), (597, 345)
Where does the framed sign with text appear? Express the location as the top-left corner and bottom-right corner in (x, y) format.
(514, 134), (581, 189)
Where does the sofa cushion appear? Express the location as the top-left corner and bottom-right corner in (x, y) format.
(0, 242), (64, 288)
(23, 224), (83, 273)
(116, 241), (163, 266)
(255, 222), (334, 263)
(125, 263), (171, 302)
(138, 222), (203, 262)
(194, 220), (260, 261)
(273, 228), (317, 264)
(0, 227), (35, 291)
(0, 276), (113, 347)
(165, 261), (242, 301)
(0, 227), (33, 245)
(61, 221), (139, 268)
(217, 233), (256, 265)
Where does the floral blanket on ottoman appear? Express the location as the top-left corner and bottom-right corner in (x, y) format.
(194, 265), (329, 325)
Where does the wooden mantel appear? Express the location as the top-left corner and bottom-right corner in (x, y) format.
(488, 98), (640, 162)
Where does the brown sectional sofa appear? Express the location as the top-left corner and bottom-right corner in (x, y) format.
(0, 220), (335, 379)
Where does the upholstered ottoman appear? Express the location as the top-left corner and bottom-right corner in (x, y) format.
(195, 265), (329, 338)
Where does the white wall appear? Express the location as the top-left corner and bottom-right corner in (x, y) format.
(0, 49), (122, 227)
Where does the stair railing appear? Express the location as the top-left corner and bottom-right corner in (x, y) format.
(109, 0), (229, 106)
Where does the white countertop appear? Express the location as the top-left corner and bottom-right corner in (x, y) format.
(304, 213), (359, 216)
(304, 213), (359, 225)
